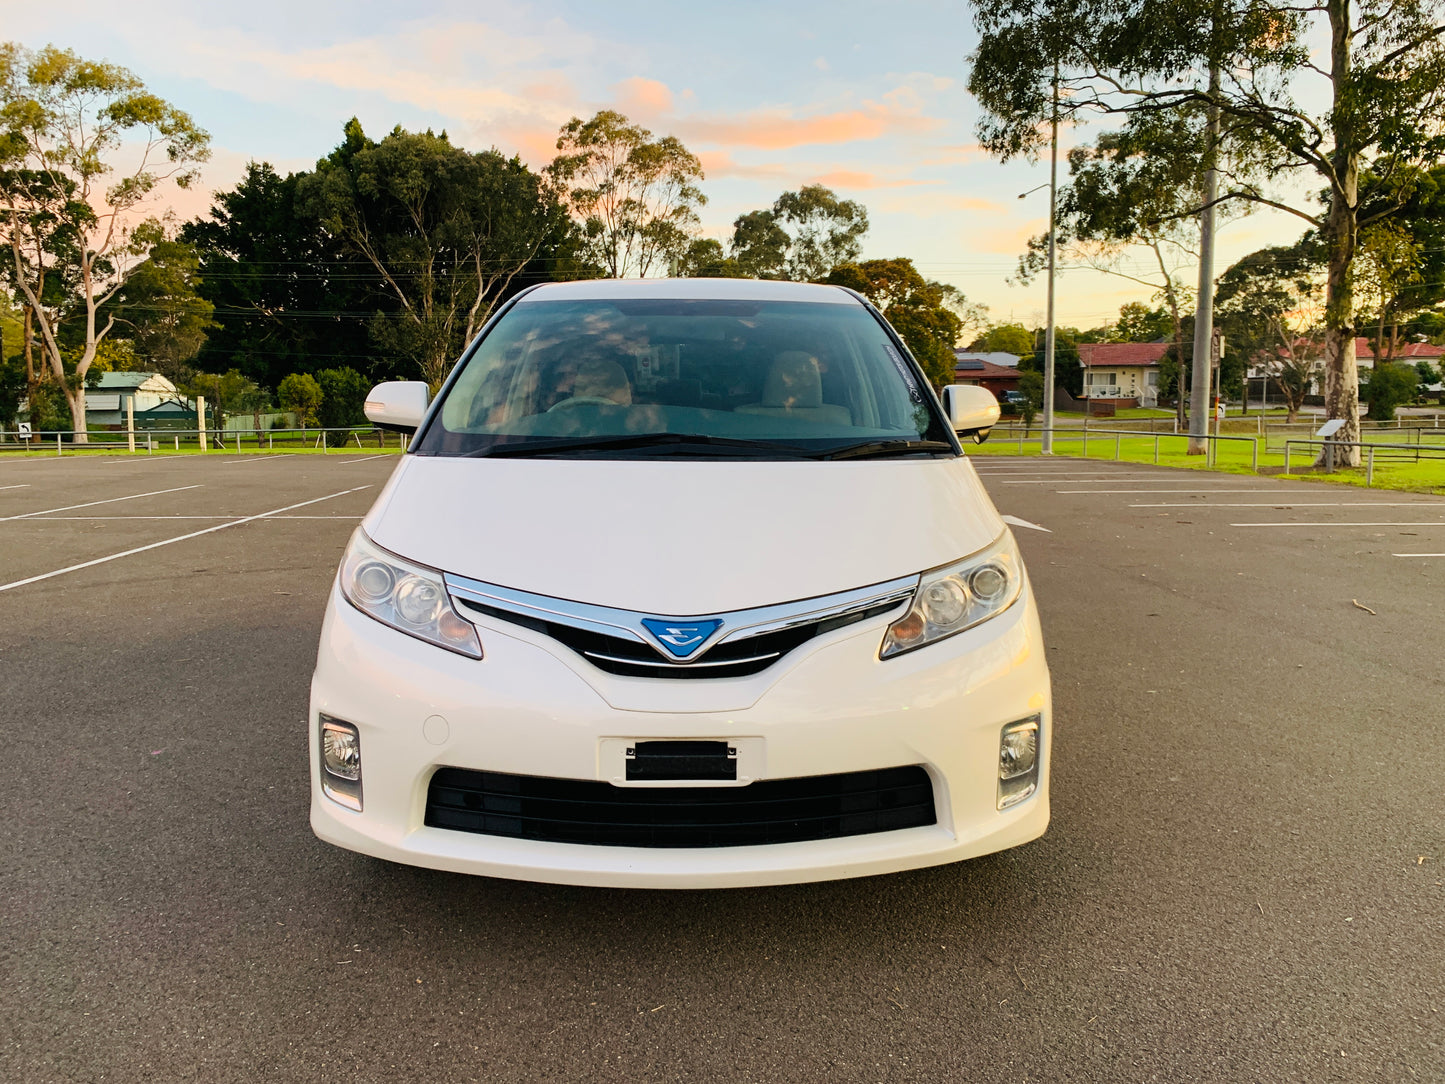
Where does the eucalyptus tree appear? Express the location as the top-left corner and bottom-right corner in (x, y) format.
(729, 186), (870, 282)
(968, 0), (1445, 464)
(303, 120), (570, 388)
(0, 43), (209, 440)
(547, 110), (705, 279)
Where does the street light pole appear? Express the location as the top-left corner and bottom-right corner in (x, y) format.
(1042, 62), (1060, 455)
(1188, 60), (1221, 455)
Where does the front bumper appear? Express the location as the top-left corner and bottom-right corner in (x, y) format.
(309, 582), (1052, 888)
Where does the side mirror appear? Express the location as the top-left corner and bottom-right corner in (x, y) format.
(941, 384), (1001, 444)
(364, 381), (431, 433)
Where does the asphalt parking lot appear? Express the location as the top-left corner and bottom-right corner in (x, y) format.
(2, 451), (1441, 1083)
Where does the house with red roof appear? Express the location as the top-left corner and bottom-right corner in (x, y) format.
(1351, 337), (1445, 370)
(1247, 337), (1445, 396)
(952, 351), (1023, 396)
(1075, 342), (1170, 407)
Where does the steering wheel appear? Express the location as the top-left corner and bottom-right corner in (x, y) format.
(548, 396), (618, 411)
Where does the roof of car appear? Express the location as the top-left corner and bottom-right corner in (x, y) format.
(517, 278), (857, 304)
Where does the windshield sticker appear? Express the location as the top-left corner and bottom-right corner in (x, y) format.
(883, 341), (925, 403)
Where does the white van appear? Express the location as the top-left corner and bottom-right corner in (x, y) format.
(310, 278), (1051, 888)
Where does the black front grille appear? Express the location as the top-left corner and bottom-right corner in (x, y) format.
(455, 598), (902, 679)
(425, 765), (936, 848)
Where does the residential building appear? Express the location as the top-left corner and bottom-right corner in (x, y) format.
(952, 350), (1022, 397)
(85, 372), (195, 428)
(1076, 342), (1168, 407)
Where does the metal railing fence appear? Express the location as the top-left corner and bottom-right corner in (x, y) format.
(1282, 437), (1445, 486)
(987, 426), (1260, 469)
(0, 426), (408, 455)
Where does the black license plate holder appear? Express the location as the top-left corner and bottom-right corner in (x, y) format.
(626, 740), (737, 781)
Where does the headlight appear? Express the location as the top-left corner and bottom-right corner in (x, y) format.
(879, 532), (1023, 659)
(339, 529), (483, 658)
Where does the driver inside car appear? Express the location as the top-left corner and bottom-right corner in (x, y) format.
(549, 356), (634, 410)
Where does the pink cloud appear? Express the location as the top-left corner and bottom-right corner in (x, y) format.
(922, 144), (987, 165)
(806, 170), (938, 190)
(680, 100), (942, 150)
(613, 76), (674, 119)
(696, 151), (791, 181)
(973, 220), (1047, 256)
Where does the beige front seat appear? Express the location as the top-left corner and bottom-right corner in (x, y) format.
(735, 352), (852, 425)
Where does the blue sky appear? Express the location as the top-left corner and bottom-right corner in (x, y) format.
(9, 0), (1303, 331)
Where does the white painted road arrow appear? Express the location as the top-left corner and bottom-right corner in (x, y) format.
(1002, 514), (1051, 533)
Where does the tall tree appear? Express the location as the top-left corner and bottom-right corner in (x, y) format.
(730, 186), (870, 283)
(968, 0), (1445, 464)
(729, 209), (791, 278)
(674, 237), (746, 278)
(0, 43), (209, 440)
(302, 120), (571, 388)
(547, 110), (705, 278)
(181, 161), (380, 389)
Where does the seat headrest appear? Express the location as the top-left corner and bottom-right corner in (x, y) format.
(574, 357), (632, 404)
(763, 352), (823, 409)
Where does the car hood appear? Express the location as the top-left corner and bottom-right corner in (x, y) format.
(363, 455), (1005, 615)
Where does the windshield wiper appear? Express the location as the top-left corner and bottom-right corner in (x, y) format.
(468, 433), (818, 459)
(817, 439), (957, 461)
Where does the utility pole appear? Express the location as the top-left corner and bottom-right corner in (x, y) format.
(1041, 62), (1060, 455)
(1189, 60), (1222, 455)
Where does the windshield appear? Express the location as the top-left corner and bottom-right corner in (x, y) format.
(416, 297), (955, 458)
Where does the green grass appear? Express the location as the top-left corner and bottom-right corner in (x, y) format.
(972, 429), (1445, 493)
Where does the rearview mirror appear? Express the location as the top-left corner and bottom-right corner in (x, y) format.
(364, 381), (431, 433)
(941, 385), (1001, 444)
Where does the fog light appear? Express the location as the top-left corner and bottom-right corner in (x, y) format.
(998, 716), (1041, 810)
(319, 716), (363, 811)
(322, 723), (360, 779)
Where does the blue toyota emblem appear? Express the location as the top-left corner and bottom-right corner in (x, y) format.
(640, 617), (724, 659)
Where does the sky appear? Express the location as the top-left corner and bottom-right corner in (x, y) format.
(7, 0), (1308, 332)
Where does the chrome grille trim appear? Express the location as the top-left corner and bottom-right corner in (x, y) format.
(444, 573), (917, 664)
(582, 650), (782, 670)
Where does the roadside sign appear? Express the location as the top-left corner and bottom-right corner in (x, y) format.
(1316, 419), (1345, 437)
(17, 422), (31, 439)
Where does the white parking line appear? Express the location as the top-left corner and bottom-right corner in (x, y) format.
(1056, 488), (1283, 494)
(1001, 514), (1051, 533)
(340, 454), (394, 463)
(1131, 501), (1444, 508)
(0, 485), (203, 522)
(1230, 521), (1445, 528)
(1393, 553), (1445, 557)
(25, 515), (360, 521)
(224, 454), (297, 465)
(999, 479), (1179, 488)
(0, 486), (373, 594)
(0, 484), (31, 491)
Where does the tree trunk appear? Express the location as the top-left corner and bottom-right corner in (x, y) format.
(22, 305), (37, 441)
(64, 384), (87, 441)
(1319, 0), (1361, 466)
